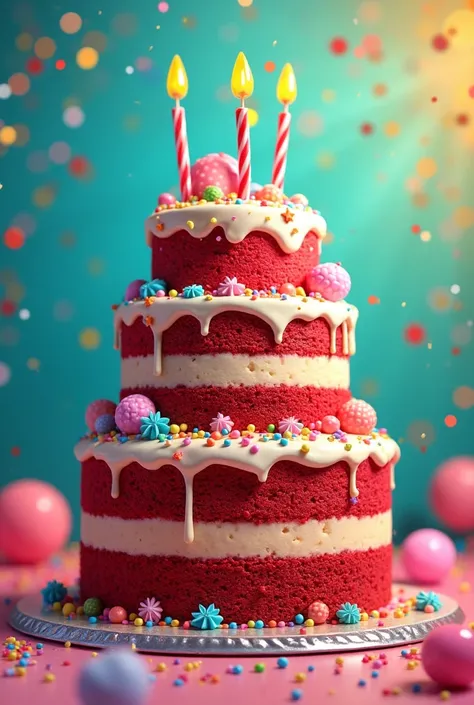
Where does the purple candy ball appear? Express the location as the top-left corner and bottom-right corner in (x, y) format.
(124, 279), (146, 301)
(114, 395), (156, 435)
(94, 414), (116, 435)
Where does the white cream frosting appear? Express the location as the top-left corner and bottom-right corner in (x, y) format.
(121, 353), (350, 390)
(81, 509), (392, 559)
(114, 295), (359, 377)
(75, 434), (400, 545)
(145, 202), (327, 254)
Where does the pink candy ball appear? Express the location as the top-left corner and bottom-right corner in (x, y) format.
(85, 399), (117, 432)
(307, 601), (329, 624)
(158, 192), (176, 206)
(280, 282), (296, 296)
(108, 606), (128, 624)
(430, 456), (474, 532)
(0, 480), (71, 564)
(306, 262), (351, 302)
(191, 153), (238, 199)
(115, 394), (156, 435)
(124, 279), (146, 301)
(256, 184), (283, 202)
(290, 193), (308, 207)
(338, 399), (377, 435)
(401, 529), (456, 584)
(321, 415), (340, 434)
(422, 624), (474, 688)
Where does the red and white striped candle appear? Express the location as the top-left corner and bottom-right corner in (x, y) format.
(172, 105), (192, 202)
(271, 107), (291, 191)
(236, 106), (251, 200)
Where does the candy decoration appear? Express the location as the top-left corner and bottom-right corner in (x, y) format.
(338, 399), (377, 435)
(190, 153), (239, 199)
(210, 413), (234, 434)
(430, 456), (474, 532)
(167, 56), (192, 202)
(183, 284), (204, 298)
(421, 624), (474, 688)
(202, 185), (224, 202)
(41, 580), (67, 606)
(255, 183), (284, 202)
(138, 597), (163, 623)
(108, 606), (127, 624)
(336, 602), (361, 624)
(401, 529), (456, 584)
(280, 282), (297, 296)
(307, 601), (329, 624)
(83, 598), (104, 617)
(140, 411), (171, 439)
(85, 399), (117, 432)
(306, 262), (352, 302)
(415, 590), (442, 612)
(272, 64), (297, 191)
(94, 414), (116, 435)
(290, 193), (308, 206)
(0, 480), (71, 564)
(139, 278), (167, 298)
(78, 648), (152, 705)
(278, 416), (304, 435)
(321, 415), (341, 434)
(191, 603), (224, 630)
(115, 395), (156, 435)
(124, 279), (146, 301)
(231, 53), (254, 199)
(217, 276), (246, 296)
(158, 192), (176, 206)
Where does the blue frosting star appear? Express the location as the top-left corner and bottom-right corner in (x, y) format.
(191, 604), (224, 630)
(336, 602), (361, 625)
(139, 278), (167, 298)
(41, 580), (67, 606)
(183, 284), (204, 299)
(415, 591), (442, 612)
(140, 412), (171, 440)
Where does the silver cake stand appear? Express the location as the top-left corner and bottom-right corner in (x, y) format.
(9, 585), (464, 655)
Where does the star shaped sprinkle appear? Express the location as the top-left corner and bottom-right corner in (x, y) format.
(281, 208), (295, 223)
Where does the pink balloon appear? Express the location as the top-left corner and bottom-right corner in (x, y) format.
(430, 456), (474, 532)
(400, 528), (456, 584)
(422, 624), (474, 688)
(0, 480), (71, 564)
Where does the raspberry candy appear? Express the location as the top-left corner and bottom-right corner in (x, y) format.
(115, 394), (156, 435)
(306, 262), (351, 302)
(85, 399), (117, 432)
(338, 399), (377, 435)
(190, 153), (238, 199)
(307, 601), (329, 625)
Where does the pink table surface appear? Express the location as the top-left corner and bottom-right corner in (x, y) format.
(1, 546), (473, 704)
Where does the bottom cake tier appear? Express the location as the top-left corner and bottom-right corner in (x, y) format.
(77, 432), (399, 624)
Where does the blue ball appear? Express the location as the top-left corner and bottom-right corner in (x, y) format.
(291, 689), (303, 701)
(232, 665), (243, 674)
(277, 657), (289, 669)
(307, 665), (315, 672)
(88, 616), (97, 624)
(145, 620), (153, 627)
(371, 670), (379, 679)
(412, 683), (422, 693)
(255, 620), (264, 629)
(95, 414), (116, 435)
(229, 622), (238, 629)
(78, 649), (151, 705)
(294, 614), (304, 625)
(358, 679), (366, 687)
(19, 658), (29, 667)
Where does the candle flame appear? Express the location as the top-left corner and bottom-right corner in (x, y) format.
(231, 52), (254, 100)
(167, 55), (188, 101)
(276, 63), (297, 105)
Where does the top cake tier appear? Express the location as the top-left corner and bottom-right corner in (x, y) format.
(146, 200), (326, 291)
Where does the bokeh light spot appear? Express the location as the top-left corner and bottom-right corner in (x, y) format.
(384, 121), (400, 137)
(247, 109), (259, 127)
(368, 295), (380, 305)
(404, 323), (426, 345)
(442, 10), (474, 49)
(358, 1), (382, 24)
(420, 230), (431, 242)
(329, 37), (348, 55)
(82, 31), (108, 53)
(297, 111), (324, 137)
(182, 15), (198, 28)
(63, 106), (85, 128)
(407, 420), (435, 448)
(60, 12), (83, 34)
(59, 231), (76, 248)
(68, 156), (92, 179)
(416, 157), (437, 179)
(56, 59), (66, 71)
(264, 61), (276, 72)
(77, 47), (99, 70)
(360, 122), (374, 135)
(428, 287), (450, 312)
(1, 300), (15, 316)
(27, 150), (49, 173)
(27, 357), (40, 371)
(35, 37), (56, 59)
(26, 57), (43, 75)
(316, 151), (336, 169)
(49, 141), (71, 164)
(238, 0), (253, 6)
(0, 361), (11, 387)
(158, 1), (169, 11)
(13, 124), (30, 147)
(444, 414), (457, 428)
(373, 83), (387, 96)
(0, 126), (17, 146)
(32, 185), (56, 208)
(453, 386), (474, 410)
(451, 323), (472, 346)
(16, 33), (33, 51)
(88, 258), (105, 276)
(453, 206), (474, 229)
(431, 33), (449, 51)
(3, 227), (24, 249)
(8, 73), (30, 96)
(112, 13), (138, 36)
(79, 328), (101, 350)
(321, 89), (336, 102)
(0, 84), (12, 99)
(54, 300), (74, 321)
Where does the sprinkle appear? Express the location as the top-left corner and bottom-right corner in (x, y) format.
(255, 620), (264, 628)
(277, 656), (289, 668)
(295, 672), (306, 682)
(186, 220), (194, 229)
(291, 689), (303, 701)
(254, 663), (265, 673)
(250, 444), (259, 454)
(300, 443), (310, 454)
(43, 673), (56, 682)
(440, 691), (451, 701)
(64, 641), (71, 648)
(232, 665), (243, 674)
(358, 679), (367, 686)
(173, 678), (185, 686)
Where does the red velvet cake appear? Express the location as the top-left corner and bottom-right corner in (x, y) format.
(75, 127), (400, 627)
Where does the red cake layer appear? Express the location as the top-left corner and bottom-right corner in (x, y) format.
(119, 385), (351, 431)
(81, 457), (391, 522)
(120, 315), (348, 360)
(80, 544), (392, 622)
(150, 228), (321, 291)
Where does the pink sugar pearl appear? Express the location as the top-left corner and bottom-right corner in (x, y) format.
(114, 394), (155, 435)
(401, 529), (456, 583)
(191, 153), (238, 199)
(158, 192), (176, 206)
(85, 399), (117, 432)
(430, 456), (474, 532)
(338, 399), (377, 435)
(306, 262), (351, 302)
(108, 606), (127, 624)
(321, 415), (340, 434)
(280, 282), (296, 296)
(422, 624), (474, 688)
(124, 279), (146, 301)
(307, 601), (329, 625)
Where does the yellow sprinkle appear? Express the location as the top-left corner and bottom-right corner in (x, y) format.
(247, 424), (256, 433)
(184, 662), (194, 671)
(283, 430), (292, 439)
(62, 603), (75, 617)
(335, 656), (344, 666)
(170, 424), (180, 434)
(131, 644), (137, 651)
(244, 288), (252, 296)
(44, 673), (56, 683)
(169, 289), (178, 298)
(15, 666), (27, 676)
(295, 286), (306, 296)
(370, 610), (380, 619)
(64, 640), (72, 648)
(205, 294), (213, 301)
(52, 601), (62, 611)
(247, 620), (256, 628)
(304, 618), (314, 627)
(134, 618), (144, 627)
(328, 435), (335, 442)
(344, 443), (352, 451)
(156, 662), (167, 672)
(410, 647), (419, 654)
(7, 652), (17, 661)
(91, 652), (99, 657)
(392, 686), (401, 695)
(301, 427), (310, 435)
(186, 220), (195, 229)
(5, 637), (16, 644)
(301, 443), (310, 454)
(407, 661), (418, 670)
(295, 672), (306, 682)
(192, 432), (198, 439)
(171, 619), (180, 627)
(440, 691), (451, 701)
(360, 612), (369, 621)
(197, 430), (205, 438)
(394, 609), (404, 618)
(264, 216), (271, 222)
(180, 423), (188, 432)
(210, 217), (217, 224)
(302, 296), (308, 302)
(459, 581), (471, 593)
(129, 613), (137, 621)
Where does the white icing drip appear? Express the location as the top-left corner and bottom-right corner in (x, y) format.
(145, 203), (327, 255)
(114, 296), (359, 377)
(75, 435), (400, 544)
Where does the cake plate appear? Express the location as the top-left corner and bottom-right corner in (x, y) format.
(9, 585), (464, 655)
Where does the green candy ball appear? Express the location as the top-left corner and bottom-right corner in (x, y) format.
(83, 597), (104, 617)
(267, 424), (276, 433)
(203, 185), (224, 202)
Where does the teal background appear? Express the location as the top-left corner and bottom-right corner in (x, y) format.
(0, 0), (473, 541)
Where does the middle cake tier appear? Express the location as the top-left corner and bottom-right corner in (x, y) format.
(116, 295), (359, 430)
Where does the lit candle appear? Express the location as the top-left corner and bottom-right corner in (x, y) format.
(167, 55), (192, 202)
(231, 52), (254, 200)
(272, 63), (297, 192)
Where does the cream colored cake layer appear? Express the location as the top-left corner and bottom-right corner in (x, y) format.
(121, 353), (350, 389)
(81, 510), (392, 559)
